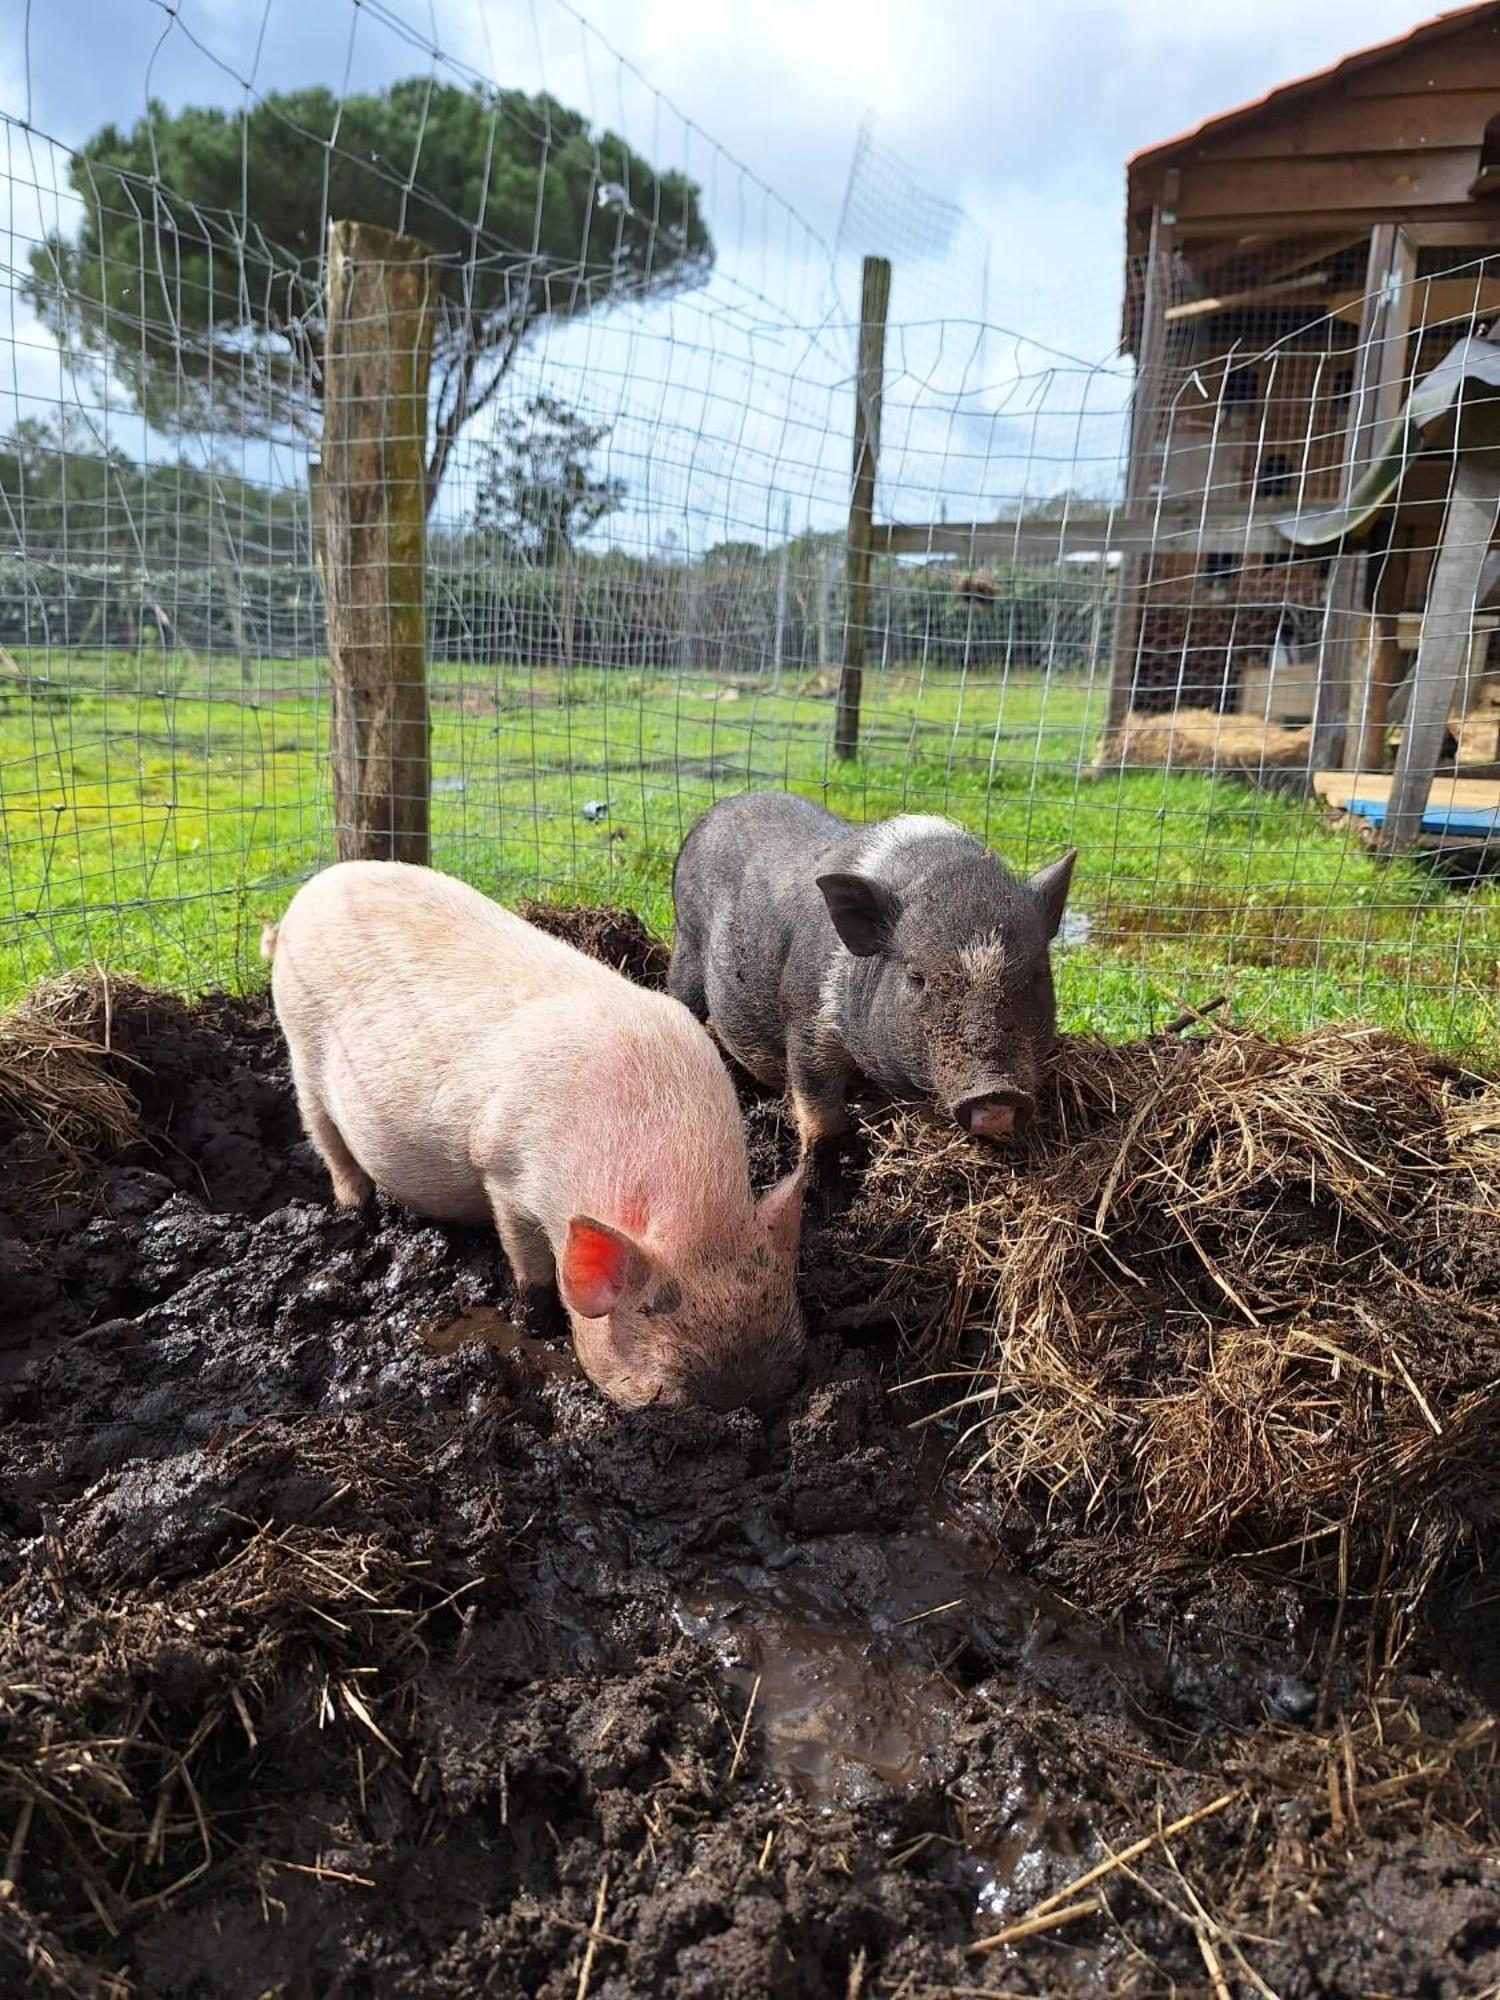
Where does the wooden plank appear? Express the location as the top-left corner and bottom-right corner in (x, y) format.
(1178, 207), (1492, 239)
(1176, 151), (1480, 226)
(1347, 24), (1500, 97)
(1382, 457), (1500, 850)
(317, 219), (436, 866)
(1166, 235), (1366, 321)
(1165, 271), (1332, 323)
(834, 255), (891, 763)
(1313, 769), (1500, 810)
(873, 508), (1288, 561)
(1195, 88), (1500, 163)
(1110, 192), (1176, 732)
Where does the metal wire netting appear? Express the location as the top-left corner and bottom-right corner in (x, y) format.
(0, 0), (1497, 1054)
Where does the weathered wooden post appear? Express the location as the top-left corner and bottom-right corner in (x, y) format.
(1308, 225), (1415, 771)
(1352, 549), (1408, 773)
(815, 542), (832, 671)
(834, 255), (891, 761)
(316, 219), (436, 864)
(771, 496), (790, 691)
(1106, 176), (1176, 734)
(1382, 458), (1500, 850)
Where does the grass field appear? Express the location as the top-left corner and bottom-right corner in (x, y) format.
(3, 648), (1497, 1058)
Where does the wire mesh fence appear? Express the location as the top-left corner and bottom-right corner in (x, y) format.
(1, 0), (1497, 1055)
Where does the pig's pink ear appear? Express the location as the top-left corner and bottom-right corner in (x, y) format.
(560, 1216), (648, 1319)
(757, 1161), (807, 1258)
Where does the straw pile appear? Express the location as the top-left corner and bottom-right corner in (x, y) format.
(830, 1022), (1500, 1592)
(1093, 707), (1314, 779)
(0, 974), (144, 1199)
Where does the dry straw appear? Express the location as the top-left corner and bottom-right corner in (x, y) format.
(835, 1021), (1500, 1594)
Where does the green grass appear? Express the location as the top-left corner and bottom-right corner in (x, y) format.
(3, 647), (1497, 1059)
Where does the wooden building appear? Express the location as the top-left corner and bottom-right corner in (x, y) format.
(1117, 0), (1500, 757)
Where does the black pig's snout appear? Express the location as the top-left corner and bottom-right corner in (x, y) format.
(953, 1088), (1033, 1140)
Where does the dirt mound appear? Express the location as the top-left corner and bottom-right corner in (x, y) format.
(2, 919), (1498, 1998)
(514, 900), (669, 987)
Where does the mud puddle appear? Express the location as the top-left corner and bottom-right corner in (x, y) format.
(675, 1494), (1151, 1805)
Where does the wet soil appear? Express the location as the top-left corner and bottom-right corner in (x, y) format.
(2, 928), (1498, 1999)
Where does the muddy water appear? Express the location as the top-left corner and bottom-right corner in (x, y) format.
(423, 1301), (580, 1377)
(676, 1487), (1149, 1800)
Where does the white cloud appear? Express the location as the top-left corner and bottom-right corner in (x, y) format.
(0, 0), (1468, 545)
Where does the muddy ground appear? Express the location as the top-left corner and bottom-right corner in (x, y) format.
(1, 913), (1498, 1999)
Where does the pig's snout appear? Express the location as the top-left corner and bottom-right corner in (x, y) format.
(953, 1087), (1033, 1141)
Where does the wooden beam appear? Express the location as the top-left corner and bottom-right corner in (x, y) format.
(1175, 151), (1482, 226)
(834, 255), (891, 763)
(1194, 87), (1500, 163)
(1382, 457), (1500, 850)
(1309, 225), (1417, 770)
(1176, 207), (1498, 241)
(1165, 271), (1331, 323)
(1353, 550), (1409, 772)
(317, 219), (436, 866)
(872, 505), (1290, 561)
(1109, 187), (1176, 731)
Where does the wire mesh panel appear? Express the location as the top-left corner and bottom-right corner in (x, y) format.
(0, 0), (1496, 1058)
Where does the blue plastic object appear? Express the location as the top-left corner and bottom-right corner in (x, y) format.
(1344, 795), (1500, 837)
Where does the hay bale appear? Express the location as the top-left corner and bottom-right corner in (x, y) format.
(1094, 707), (1314, 778)
(844, 1024), (1500, 1590)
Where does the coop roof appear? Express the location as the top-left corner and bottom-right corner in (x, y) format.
(1126, 1), (1500, 261)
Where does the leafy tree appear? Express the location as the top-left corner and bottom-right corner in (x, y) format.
(473, 394), (625, 564)
(27, 80), (713, 512)
(703, 539), (766, 566)
(0, 412), (307, 564)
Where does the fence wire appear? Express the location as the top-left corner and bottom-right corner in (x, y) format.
(0, 0), (1497, 1056)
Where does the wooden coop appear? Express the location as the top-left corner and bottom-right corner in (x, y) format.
(1116, 0), (1500, 848)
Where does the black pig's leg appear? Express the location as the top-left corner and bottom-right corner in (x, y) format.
(786, 1033), (854, 1155)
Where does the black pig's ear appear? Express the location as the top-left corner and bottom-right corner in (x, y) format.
(815, 872), (902, 956)
(1026, 849), (1077, 940)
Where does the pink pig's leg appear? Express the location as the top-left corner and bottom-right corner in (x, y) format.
(487, 1189), (557, 1315)
(290, 1057), (373, 1209)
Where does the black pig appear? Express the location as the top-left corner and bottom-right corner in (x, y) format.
(668, 791), (1076, 1149)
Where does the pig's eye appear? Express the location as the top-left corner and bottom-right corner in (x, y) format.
(904, 964), (926, 991)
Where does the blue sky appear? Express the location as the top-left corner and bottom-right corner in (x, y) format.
(0, 0), (1445, 549)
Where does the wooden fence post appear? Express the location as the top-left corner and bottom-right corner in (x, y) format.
(834, 255), (891, 761)
(1308, 225), (1416, 772)
(1106, 179), (1176, 734)
(317, 218), (436, 864)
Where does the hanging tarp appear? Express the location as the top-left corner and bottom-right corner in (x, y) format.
(1274, 330), (1500, 550)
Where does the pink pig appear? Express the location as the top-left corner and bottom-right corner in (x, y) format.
(264, 861), (806, 1410)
